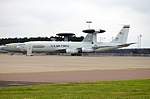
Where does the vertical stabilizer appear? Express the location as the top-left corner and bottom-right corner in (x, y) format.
(110, 25), (130, 44)
(82, 33), (93, 42)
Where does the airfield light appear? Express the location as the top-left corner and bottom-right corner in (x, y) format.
(139, 34), (142, 48)
(102, 38), (105, 42)
(138, 34), (142, 48)
(100, 37), (106, 42)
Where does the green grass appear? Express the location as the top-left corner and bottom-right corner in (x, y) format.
(0, 79), (150, 99)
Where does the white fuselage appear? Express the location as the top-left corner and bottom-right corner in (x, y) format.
(18, 41), (121, 53)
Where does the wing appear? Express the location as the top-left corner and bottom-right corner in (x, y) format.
(92, 43), (136, 49)
(55, 43), (136, 54)
(117, 43), (136, 47)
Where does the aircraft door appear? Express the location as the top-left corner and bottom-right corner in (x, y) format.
(27, 44), (33, 56)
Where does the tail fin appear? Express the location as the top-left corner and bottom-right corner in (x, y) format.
(82, 33), (93, 42)
(110, 25), (130, 44)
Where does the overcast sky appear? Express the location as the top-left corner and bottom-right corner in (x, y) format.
(0, 0), (150, 48)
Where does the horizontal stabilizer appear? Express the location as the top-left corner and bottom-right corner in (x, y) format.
(92, 46), (113, 49)
(118, 43), (136, 47)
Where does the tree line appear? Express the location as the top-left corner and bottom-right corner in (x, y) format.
(0, 36), (84, 45)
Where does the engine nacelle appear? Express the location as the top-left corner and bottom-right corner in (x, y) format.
(82, 29), (106, 33)
(66, 49), (78, 54)
(82, 48), (94, 53)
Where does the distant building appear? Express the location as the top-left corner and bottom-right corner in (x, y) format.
(90, 48), (150, 57)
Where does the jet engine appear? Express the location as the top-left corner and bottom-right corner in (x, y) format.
(82, 29), (106, 33)
(81, 48), (94, 53)
(66, 48), (78, 54)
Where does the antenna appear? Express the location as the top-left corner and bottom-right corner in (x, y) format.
(86, 21), (92, 28)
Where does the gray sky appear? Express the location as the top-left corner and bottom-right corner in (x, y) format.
(0, 0), (150, 48)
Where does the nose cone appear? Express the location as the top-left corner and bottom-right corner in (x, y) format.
(0, 46), (5, 50)
(1, 46), (8, 50)
(0, 45), (11, 52)
(0, 46), (8, 52)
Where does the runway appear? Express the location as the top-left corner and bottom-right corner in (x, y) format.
(0, 54), (150, 86)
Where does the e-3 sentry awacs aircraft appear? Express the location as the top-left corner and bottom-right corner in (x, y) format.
(16, 25), (135, 56)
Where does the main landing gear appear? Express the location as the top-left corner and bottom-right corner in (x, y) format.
(71, 53), (82, 56)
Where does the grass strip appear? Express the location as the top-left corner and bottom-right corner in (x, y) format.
(0, 79), (150, 99)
